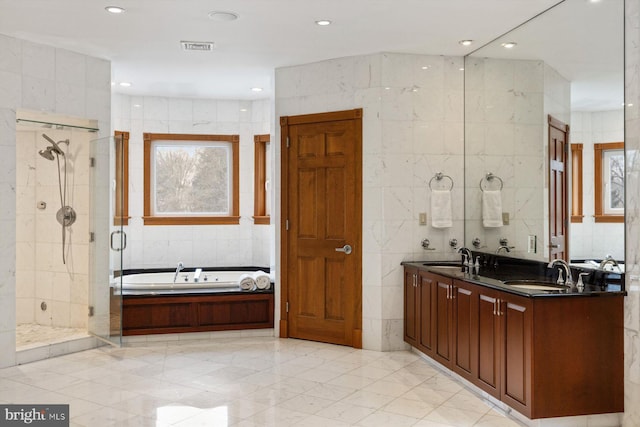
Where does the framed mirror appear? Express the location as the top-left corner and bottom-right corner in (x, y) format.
(463, 0), (624, 268)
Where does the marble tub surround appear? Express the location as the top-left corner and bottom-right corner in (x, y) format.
(111, 95), (273, 270)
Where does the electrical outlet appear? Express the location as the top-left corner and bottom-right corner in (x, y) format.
(528, 235), (537, 253)
(419, 212), (427, 226)
(502, 212), (509, 225)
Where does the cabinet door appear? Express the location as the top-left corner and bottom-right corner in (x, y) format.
(476, 288), (501, 398)
(433, 275), (453, 367)
(500, 293), (532, 417)
(403, 267), (418, 346)
(452, 280), (478, 382)
(416, 271), (436, 356)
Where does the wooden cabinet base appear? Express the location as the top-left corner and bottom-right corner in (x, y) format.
(122, 292), (274, 336)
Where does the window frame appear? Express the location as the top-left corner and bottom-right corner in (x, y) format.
(114, 131), (130, 226)
(594, 141), (624, 223)
(143, 132), (240, 225)
(570, 143), (583, 223)
(253, 134), (270, 225)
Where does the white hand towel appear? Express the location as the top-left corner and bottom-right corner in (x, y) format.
(431, 190), (453, 228)
(253, 271), (271, 290)
(482, 190), (504, 228)
(238, 274), (256, 291)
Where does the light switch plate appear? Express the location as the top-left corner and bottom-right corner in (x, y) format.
(502, 212), (509, 225)
(419, 212), (427, 226)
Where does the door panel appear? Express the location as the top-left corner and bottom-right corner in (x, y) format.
(281, 109), (362, 347)
(548, 116), (569, 261)
(88, 135), (124, 345)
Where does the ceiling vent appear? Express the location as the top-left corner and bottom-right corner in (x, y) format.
(180, 41), (215, 52)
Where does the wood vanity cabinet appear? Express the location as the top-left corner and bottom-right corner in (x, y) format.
(403, 266), (623, 419)
(404, 267), (437, 356)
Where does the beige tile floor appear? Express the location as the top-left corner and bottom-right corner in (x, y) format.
(0, 337), (526, 426)
(16, 324), (90, 350)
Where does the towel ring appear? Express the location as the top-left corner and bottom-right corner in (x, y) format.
(479, 172), (503, 192)
(429, 172), (454, 191)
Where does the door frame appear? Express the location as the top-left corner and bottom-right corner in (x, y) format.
(279, 108), (363, 347)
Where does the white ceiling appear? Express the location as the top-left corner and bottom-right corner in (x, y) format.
(0, 0), (622, 109)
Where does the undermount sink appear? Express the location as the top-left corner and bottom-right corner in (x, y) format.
(503, 280), (570, 291)
(425, 265), (463, 270)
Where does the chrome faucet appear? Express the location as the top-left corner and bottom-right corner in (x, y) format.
(458, 247), (473, 266)
(174, 261), (184, 283)
(495, 245), (511, 254)
(598, 255), (621, 272)
(193, 268), (203, 282)
(547, 259), (574, 287)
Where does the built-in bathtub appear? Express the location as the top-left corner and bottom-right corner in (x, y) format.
(113, 268), (275, 335)
(115, 269), (272, 295)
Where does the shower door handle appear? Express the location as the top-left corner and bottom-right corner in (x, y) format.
(110, 230), (126, 252)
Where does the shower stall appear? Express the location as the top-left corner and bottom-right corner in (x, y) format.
(14, 112), (122, 353)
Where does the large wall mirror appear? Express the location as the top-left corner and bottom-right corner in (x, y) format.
(464, 0), (624, 268)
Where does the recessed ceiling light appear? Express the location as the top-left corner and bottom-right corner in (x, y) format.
(119, 82), (132, 87)
(240, 108), (248, 112)
(208, 11), (239, 21)
(251, 87), (263, 92)
(105, 6), (125, 14)
(459, 40), (473, 46)
(315, 20), (332, 26)
(459, 67), (465, 71)
(501, 42), (517, 49)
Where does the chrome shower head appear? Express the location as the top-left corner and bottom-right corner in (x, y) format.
(38, 147), (56, 161)
(41, 133), (66, 156)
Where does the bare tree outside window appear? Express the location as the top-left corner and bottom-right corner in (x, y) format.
(607, 151), (624, 210)
(154, 144), (230, 214)
(143, 133), (239, 226)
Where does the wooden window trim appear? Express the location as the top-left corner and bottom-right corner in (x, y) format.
(253, 134), (270, 225)
(114, 131), (130, 226)
(570, 143), (583, 223)
(143, 132), (240, 225)
(594, 142), (624, 223)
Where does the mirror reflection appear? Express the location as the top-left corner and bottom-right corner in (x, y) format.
(463, 0), (624, 268)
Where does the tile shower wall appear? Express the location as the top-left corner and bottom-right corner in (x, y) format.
(15, 128), (92, 329)
(0, 34), (111, 368)
(111, 94), (272, 269)
(570, 110), (625, 261)
(624, 1), (640, 426)
(275, 53), (465, 351)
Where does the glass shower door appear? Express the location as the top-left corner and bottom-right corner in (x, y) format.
(88, 135), (124, 345)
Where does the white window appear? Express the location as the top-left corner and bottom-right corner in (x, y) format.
(602, 149), (624, 215)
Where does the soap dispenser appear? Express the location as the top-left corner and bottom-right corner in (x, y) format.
(577, 272), (589, 293)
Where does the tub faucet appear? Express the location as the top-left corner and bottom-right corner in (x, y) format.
(174, 261), (184, 283)
(547, 259), (573, 287)
(598, 255), (621, 272)
(193, 268), (202, 282)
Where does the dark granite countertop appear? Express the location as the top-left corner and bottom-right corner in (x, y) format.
(402, 260), (626, 298)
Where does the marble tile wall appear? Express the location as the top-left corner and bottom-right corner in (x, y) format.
(464, 58), (570, 260)
(111, 94), (272, 270)
(624, 1), (640, 425)
(0, 34), (111, 368)
(570, 110), (625, 261)
(275, 53), (465, 351)
(15, 128), (92, 330)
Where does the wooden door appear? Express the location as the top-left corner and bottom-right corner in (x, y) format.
(500, 293), (532, 417)
(548, 115), (569, 261)
(280, 109), (362, 348)
(404, 267), (418, 346)
(417, 271), (436, 356)
(477, 288), (501, 399)
(434, 275), (453, 367)
(452, 280), (477, 382)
